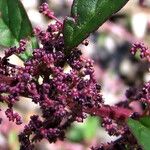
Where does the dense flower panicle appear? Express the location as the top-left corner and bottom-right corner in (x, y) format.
(101, 117), (127, 136)
(39, 3), (62, 25)
(39, 3), (54, 18)
(5, 108), (22, 125)
(0, 2), (149, 150)
(4, 39), (27, 58)
(126, 81), (150, 103)
(131, 42), (150, 62)
(0, 7), (102, 148)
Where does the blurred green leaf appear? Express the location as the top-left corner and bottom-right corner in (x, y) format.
(8, 131), (19, 150)
(63, 0), (129, 50)
(128, 117), (150, 150)
(139, 116), (150, 129)
(67, 116), (100, 142)
(67, 126), (85, 142)
(83, 116), (100, 140)
(0, 0), (38, 60)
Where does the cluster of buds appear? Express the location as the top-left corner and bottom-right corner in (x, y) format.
(131, 42), (150, 62)
(0, 3), (103, 149)
(0, 2), (149, 150)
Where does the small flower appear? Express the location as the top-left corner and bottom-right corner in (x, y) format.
(131, 42), (150, 61)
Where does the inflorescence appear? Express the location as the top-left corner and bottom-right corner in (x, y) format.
(0, 3), (149, 150)
(0, 3), (103, 149)
(131, 42), (150, 62)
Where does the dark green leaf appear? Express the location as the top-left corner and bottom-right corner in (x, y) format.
(63, 0), (128, 50)
(0, 0), (33, 47)
(139, 116), (150, 128)
(0, 0), (38, 60)
(128, 117), (150, 150)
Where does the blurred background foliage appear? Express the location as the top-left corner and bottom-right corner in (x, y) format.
(0, 0), (150, 150)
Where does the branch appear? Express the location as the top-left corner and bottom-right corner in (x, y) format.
(84, 105), (133, 120)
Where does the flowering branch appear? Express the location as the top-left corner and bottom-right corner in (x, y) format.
(39, 3), (63, 25)
(0, 1), (149, 150)
(84, 105), (133, 120)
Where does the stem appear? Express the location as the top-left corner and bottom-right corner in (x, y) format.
(0, 75), (15, 84)
(47, 13), (63, 25)
(67, 101), (133, 120)
(84, 105), (133, 120)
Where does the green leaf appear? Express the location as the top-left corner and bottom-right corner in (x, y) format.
(0, 0), (38, 60)
(67, 126), (85, 142)
(67, 116), (100, 142)
(128, 117), (150, 150)
(83, 116), (100, 140)
(139, 116), (150, 128)
(8, 131), (19, 150)
(19, 37), (38, 61)
(63, 0), (128, 50)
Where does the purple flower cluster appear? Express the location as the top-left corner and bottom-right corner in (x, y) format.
(131, 42), (150, 62)
(126, 81), (150, 106)
(39, 3), (62, 25)
(0, 2), (149, 150)
(91, 134), (141, 150)
(0, 7), (102, 149)
(101, 117), (126, 136)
